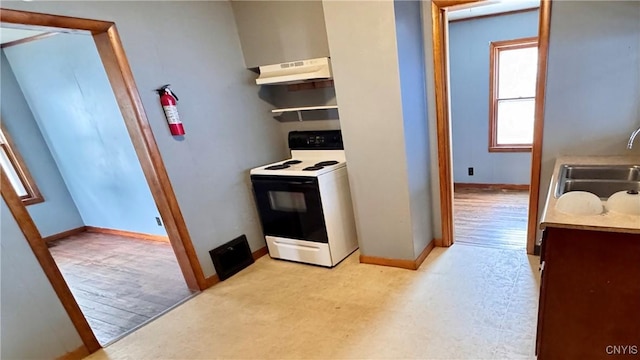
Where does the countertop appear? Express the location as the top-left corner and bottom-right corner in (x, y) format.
(540, 155), (640, 234)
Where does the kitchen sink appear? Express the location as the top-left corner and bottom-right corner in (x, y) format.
(555, 165), (640, 199)
(561, 165), (640, 181)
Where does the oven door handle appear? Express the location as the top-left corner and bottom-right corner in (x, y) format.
(251, 176), (318, 187)
(254, 179), (315, 186)
(288, 181), (315, 185)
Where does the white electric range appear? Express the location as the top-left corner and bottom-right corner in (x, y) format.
(250, 130), (358, 267)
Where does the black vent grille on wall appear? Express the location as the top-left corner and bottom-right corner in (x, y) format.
(209, 235), (254, 281)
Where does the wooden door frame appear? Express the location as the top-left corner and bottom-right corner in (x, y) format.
(0, 8), (209, 353)
(430, 0), (552, 253)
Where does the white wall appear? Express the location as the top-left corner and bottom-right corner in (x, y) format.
(538, 1), (640, 241)
(449, 10), (539, 185)
(1, 1), (288, 277)
(1, 199), (84, 359)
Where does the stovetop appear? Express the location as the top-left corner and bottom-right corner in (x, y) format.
(250, 157), (346, 177)
(251, 132), (347, 177)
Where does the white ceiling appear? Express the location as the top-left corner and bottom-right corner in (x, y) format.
(448, 0), (540, 21)
(0, 3), (539, 44)
(0, 27), (48, 45)
(0, 4), (539, 44)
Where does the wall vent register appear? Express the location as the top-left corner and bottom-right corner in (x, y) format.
(209, 234), (254, 281)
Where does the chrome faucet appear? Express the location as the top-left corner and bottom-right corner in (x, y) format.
(629, 127), (640, 149)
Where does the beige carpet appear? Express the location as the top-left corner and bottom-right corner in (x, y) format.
(88, 244), (540, 359)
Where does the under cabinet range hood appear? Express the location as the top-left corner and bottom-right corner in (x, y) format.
(255, 57), (332, 85)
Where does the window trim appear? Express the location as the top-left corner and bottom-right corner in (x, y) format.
(0, 124), (44, 205)
(488, 36), (538, 153)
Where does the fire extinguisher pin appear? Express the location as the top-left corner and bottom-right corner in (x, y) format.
(156, 84), (178, 101)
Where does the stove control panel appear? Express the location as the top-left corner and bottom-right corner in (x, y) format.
(288, 130), (343, 150)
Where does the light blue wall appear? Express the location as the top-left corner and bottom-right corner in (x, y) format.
(536, 1), (640, 243)
(1, 52), (84, 237)
(395, 0), (435, 258)
(2, 1), (288, 278)
(323, 1), (416, 260)
(449, 10), (539, 184)
(1, 199), (84, 359)
(4, 33), (166, 236)
(0, 2), (290, 356)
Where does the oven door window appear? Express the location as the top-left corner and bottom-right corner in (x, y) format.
(251, 176), (328, 243)
(269, 191), (307, 212)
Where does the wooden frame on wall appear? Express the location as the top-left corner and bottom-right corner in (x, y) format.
(448, 7), (538, 23)
(0, 8), (210, 353)
(488, 36), (538, 153)
(0, 31), (57, 48)
(431, 0), (552, 253)
(0, 122), (44, 205)
(526, 0), (552, 254)
(431, 0), (481, 247)
(1, 170), (101, 353)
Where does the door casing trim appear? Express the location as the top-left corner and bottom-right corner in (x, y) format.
(0, 8), (210, 353)
(430, 0), (552, 253)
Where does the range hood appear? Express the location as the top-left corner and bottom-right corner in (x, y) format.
(255, 57), (332, 85)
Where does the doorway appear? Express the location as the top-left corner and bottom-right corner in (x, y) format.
(0, 9), (208, 354)
(447, 5), (539, 249)
(430, 0), (551, 254)
(46, 232), (193, 345)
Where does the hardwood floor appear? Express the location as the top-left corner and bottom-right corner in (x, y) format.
(454, 188), (529, 249)
(47, 232), (195, 345)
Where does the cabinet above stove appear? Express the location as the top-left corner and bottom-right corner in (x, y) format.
(231, 1), (330, 69)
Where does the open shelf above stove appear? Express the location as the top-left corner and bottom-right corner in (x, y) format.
(271, 105), (338, 113)
(271, 105), (339, 122)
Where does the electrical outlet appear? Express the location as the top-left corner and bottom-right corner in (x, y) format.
(155, 217), (163, 226)
(468, 167), (474, 176)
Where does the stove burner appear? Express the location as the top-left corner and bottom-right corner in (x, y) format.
(315, 160), (339, 167)
(265, 164), (290, 170)
(283, 160), (302, 165)
(303, 165), (324, 171)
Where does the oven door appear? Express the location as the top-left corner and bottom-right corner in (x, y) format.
(251, 175), (328, 243)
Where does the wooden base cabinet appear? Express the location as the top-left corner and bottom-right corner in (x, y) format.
(536, 227), (640, 359)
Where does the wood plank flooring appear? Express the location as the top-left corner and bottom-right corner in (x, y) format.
(47, 232), (195, 345)
(454, 188), (529, 249)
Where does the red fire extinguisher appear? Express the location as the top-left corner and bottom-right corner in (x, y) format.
(156, 84), (185, 136)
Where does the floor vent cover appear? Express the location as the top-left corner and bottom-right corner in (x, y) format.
(209, 235), (254, 281)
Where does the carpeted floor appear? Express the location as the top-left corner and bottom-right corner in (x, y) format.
(86, 243), (540, 359)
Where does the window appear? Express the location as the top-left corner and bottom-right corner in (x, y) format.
(489, 37), (538, 152)
(0, 124), (43, 205)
